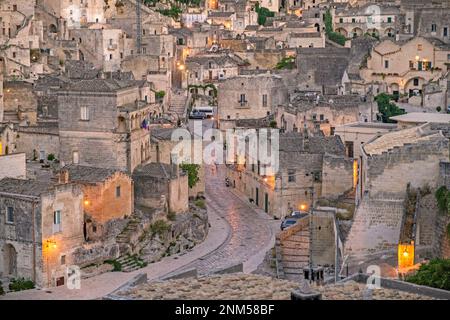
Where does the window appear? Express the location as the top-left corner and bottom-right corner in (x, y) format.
(447, 54), (450, 60)
(352, 18), (355, 23)
(288, 170), (296, 183)
(413, 78), (419, 86)
(73, 151), (79, 164)
(61, 255), (66, 265)
(12, 52), (16, 58)
(319, 114), (324, 121)
(339, 18), (343, 23)
(80, 106), (89, 120)
(239, 93), (246, 106)
(345, 141), (354, 158)
(53, 210), (61, 233)
(431, 24), (437, 32)
(409, 60), (414, 69)
(6, 207), (14, 223)
(262, 94), (267, 107)
(384, 60), (389, 69)
(116, 186), (121, 198)
(417, 44), (422, 51)
(313, 171), (322, 182)
(444, 27), (448, 37)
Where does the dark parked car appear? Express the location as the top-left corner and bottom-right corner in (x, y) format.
(280, 218), (298, 231)
(189, 111), (206, 120)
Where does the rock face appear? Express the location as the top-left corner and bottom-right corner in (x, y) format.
(138, 205), (209, 264)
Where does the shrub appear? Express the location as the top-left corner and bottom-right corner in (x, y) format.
(435, 186), (450, 214)
(406, 259), (450, 290)
(195, 199), (206, 209)
(437, 106), (442, 112)
(105, 260), (122, 272)
(47, 154), (56, 161)
(167, 211), (177, 221)
(180, 163), (200, 189)
(269, 120), (277, 128)
(150, 220), (171, 237)
(8, 278), (35, 292)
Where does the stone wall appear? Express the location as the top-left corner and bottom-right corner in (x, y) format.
(311, 213), (336, 266)
(0, 153), (26, 179)
(16, 125), (60, 160)
(321, 153), (353, 199)
(344, 196), (405, 257)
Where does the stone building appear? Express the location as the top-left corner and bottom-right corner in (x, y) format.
(359, 37), (450, 103)
(345, 123), (450, 257)
(132, 162), (189, 214)
(275, 93), (368, 136)
(59, 165), (133, 242)
(15, 121), (60, 162)
(218, 73), (288, 130)
(0, 153), (26, 180)
(0, 178), (84, 288)
(334, 121), (396, 159)
(333, 3), (401, 39)
(185, 52), (245, 88)
(2, 81), (38, 125)
(0, 123), (17, 156)
(69, 24), (129, 72)
(286, 31), (325, 48)
(226, 132), (353, 218)
(57, 78), (156, 172)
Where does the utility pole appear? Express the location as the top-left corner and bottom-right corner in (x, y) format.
(136, 0), (142, 55)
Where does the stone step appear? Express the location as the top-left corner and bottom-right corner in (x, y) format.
(281, 240), (309, 249)
(282, 255), (309, 263)
(283, 261), (309, 269)
(283, 267), (305, 275)
(281, 248), (310, 256)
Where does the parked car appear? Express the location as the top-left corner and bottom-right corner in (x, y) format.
(290, 211), (309, 219)
(280, 218), (298, 231)
(189, 111), (206, 120)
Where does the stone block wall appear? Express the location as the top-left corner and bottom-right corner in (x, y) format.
(321, 153), (353, 199)
(311, 214), (336, 266)
(0, 153), (26, 179)
(344, 196), (405, 257)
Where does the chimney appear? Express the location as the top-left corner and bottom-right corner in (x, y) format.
(59, 169), (69, 184)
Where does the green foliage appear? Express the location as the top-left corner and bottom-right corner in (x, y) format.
(437, 106), (442, 112)
(255, 3), (275, 26)
(324, 9), (347, 46)
(47, 154), (56, 161)
(406, 258), (450, 290)
(328, 32), (347, 46)
(180, 163), (200, 189)
(269, 120), (277, 128)
(375, 93), (406, 123)
(105, 259), (122, 272)
(167, 211), (177, 221)
(150, 220), (171, 237)
(275, 56), (295, 70)
(195, 199), (206, 209)
(435, 186), (450, 215)
(8, 278), (35, 292)
(157, 6), (182, 20)
(155, 90), (166, 100)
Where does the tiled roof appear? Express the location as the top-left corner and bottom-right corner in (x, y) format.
(61, 79), (139, 92)
(62, 164), (125, 183)
(0, 178), (53, 197)
(363, 124), (443, 156)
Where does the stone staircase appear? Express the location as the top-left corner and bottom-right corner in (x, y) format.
(116, 255), (144, 273)
(277, 217), (311, 281)
(168, 91), (188, 121)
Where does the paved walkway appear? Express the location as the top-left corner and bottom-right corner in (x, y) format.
(1, 166), (278, 300)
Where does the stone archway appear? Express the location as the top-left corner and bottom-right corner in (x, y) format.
(335, 28), (348, 37)
(3, 243), (17, 276)
(367, 28), (380, 38)
(351, 27), (363, 38)
(385, 28), (395, 37)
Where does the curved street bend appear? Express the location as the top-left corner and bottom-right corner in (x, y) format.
(0, 166), (279, 300)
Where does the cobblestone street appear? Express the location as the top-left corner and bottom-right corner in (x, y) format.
(168, 165), (280, 276)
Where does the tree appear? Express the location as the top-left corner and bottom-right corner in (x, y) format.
(406, 258), (450, 290)
(255, 3), (275, 26)
(275, 56), (295, 70)
(324, 9), (347, 46)
(180, 163), (200, 189)
(375, 93), (406, 123)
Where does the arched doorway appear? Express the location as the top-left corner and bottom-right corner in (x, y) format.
(49, 24), (57, 34)
(335, 28), (348, 37)
(3, 244), (17, 276)
(351, 27), (363, 38)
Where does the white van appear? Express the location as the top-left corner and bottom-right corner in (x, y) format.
(193, 107), (214, 119)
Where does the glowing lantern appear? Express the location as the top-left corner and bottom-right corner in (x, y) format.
(299, 204), (307, 211)
(398, 242), (414, 269)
